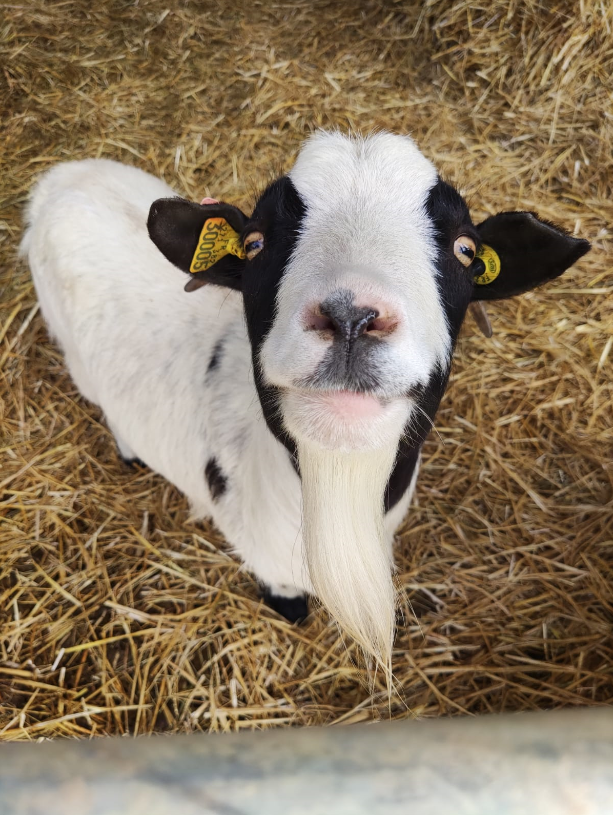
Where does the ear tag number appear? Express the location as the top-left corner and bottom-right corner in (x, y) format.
(190, 217), (246, 274)
(474, 244), (501, 285)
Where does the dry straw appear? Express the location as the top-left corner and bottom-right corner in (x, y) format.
(1, 0), (611, 740)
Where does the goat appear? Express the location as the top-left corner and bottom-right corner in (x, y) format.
(21, 131), (590, 674)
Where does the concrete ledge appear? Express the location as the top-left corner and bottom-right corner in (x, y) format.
(1, 708), (612, 814)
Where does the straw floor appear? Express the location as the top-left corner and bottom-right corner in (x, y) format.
(1, 0), (612, 740)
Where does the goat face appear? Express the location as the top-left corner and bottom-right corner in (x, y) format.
(255, 133), (467, 454)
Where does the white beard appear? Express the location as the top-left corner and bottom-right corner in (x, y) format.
(297, 439), (399, 678)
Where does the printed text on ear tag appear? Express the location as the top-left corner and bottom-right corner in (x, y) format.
(190, 217), (246, 274)
(474, 243), (501, 285)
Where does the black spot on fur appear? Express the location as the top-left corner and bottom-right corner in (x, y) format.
(207, 338), (224, 374)
(205, 458), (227, 501)
(263, 589), (309, 624)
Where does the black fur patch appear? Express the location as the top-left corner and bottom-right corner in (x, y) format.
(207, 338), (224, 374)
(205, 457), (227, 501)
(263, 589), (309, 624)
(382, 179), (476, 512)
(385, 366), (449, 511)
(288, 449), (301, 477)
(424, 177), (477, 342)
(241, 176), (307, 458)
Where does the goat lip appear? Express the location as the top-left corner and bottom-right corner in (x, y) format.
(297, 389), (386, 420)
(281, 388), (411, 451)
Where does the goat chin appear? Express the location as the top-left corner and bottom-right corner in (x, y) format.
(297, 438), (398, 681)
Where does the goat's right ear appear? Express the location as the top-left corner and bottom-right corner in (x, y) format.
(147, 197), (248, 292)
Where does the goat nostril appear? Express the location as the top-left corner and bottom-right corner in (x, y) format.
(365, 315), (398, 336)
(306, 302), (398, 340)
(307, 312), (336, 333)
(353, 310), (378, 339)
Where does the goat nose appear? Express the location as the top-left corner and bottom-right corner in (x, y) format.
(320, 301), (379, 342)
(306, 297), (399, 342)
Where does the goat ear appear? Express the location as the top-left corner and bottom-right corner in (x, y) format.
(471, 211), (590, 302)
(147, 197), (248, 292)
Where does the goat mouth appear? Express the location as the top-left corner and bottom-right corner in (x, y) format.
(280, 386), (410, 452)
(300, 389), (386, 420)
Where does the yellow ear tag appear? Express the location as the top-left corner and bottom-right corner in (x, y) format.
(190, 217), (246, 274)
(474, 243), (501, 285)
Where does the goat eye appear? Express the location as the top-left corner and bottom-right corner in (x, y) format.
(244, 231), (264, 260)
(453, 236), (477, 268)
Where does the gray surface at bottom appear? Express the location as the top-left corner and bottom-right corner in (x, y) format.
(1, 708), (612, 814)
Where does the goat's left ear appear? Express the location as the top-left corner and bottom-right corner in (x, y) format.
(147, 197), (249, 292)
(472, 211), (590, 302)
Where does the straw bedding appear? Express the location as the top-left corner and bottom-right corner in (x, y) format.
(0, 0), (611, 740)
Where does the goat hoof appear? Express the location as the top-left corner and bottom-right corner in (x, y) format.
(263, 590), (309, 624)
(121, 456), (148, 469)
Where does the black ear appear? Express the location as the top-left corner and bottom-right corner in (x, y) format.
(147, 197), (248, 291)
(472, 211), (590, 301)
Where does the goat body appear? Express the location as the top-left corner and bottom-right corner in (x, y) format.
(22, 134), (590, 669)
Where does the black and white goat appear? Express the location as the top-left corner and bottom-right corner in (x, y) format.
(22, 132), (590, 672)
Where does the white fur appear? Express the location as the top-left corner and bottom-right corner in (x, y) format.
(22, 134), (443, 671)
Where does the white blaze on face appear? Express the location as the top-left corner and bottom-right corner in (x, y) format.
(258, 132), (453, 671)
